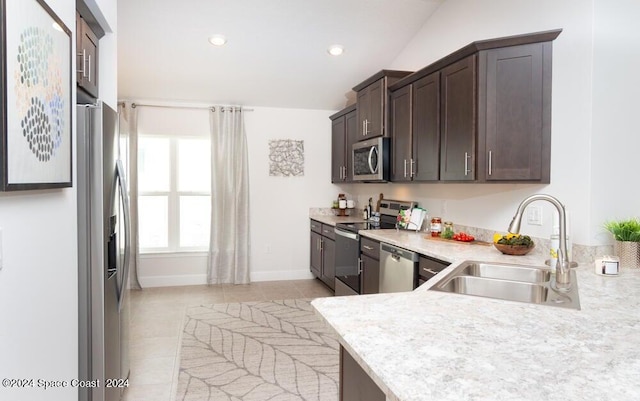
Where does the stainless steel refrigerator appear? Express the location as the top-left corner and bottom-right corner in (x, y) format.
(77, 101), (131, 401)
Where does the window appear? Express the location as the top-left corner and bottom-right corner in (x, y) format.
(138, 136), (211, 252)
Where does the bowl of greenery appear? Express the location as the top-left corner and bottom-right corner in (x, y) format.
(493, 234), (535, 255)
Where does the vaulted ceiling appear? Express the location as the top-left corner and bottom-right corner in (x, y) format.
(117, 0), (443, 110)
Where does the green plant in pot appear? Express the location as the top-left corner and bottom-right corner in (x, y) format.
(604, 218), (640, 269)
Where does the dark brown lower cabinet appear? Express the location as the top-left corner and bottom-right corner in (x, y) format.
(360, 237), (380, 294)
(309, 220), (336, 290)
(340, 346), (385, 401)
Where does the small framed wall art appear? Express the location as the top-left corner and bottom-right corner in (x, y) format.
(0, 0), (72, 191)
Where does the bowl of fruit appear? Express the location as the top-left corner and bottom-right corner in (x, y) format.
(493, 233), (535, 255)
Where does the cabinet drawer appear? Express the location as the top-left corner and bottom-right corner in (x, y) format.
(418, 256), (449, 280)
(310, 219), (322, 234)
(360, 237), (380, 259)
(321, 224), (335, 240)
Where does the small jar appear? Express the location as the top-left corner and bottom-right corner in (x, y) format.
(430, 217), (442, 237)
(443, 221), (454, 237)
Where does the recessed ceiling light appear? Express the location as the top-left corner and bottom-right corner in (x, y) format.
(327, 45), (344, 56)
(208, 34), (227, 46)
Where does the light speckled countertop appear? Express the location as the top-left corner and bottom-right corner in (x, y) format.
(309, 213), (366, 226)
(310, 227), (640, 401)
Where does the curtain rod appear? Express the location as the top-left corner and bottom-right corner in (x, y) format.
(118, 102), (253, 112)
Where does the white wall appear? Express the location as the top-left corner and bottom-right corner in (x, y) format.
(589, 0), (640, 244)
(136, 105), (337, 285)
(0, 0), (115, 400)
(245, 107), (337, 281)
(338, 0), (598, 245)
(96, 0), (118, 108)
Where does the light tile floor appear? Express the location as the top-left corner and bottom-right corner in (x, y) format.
(123, 279), (334, 401)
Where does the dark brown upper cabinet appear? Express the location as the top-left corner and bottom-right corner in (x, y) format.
(390, 71), (442, 182)
(330, 105), (357, 183)
(76, 12), (99, 101)
(477, 43), (551, 181)
(353, 70), (412, 141)
(440, 55), (477, 181)
(389, 29), (561, 183)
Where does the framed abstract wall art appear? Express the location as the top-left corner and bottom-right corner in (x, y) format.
(0, 0), (72, 191)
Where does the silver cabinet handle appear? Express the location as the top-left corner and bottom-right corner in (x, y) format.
(423, 268), (440, 275)
(363, 245), (374, 250)
(403, 159), (407, 178)
(488, 150), (493, 176)
(364, 119), (370, 135)
(343, 166), (347, 180)
(319, 238), (323, 251)
(362, 120), (366, 136)
(410, 159), (416, 177)
(357, 258), (363, 275)
(83, 49), (87, 78)
(88, 54), (91, 82)
(464, 152), (472, 176)
(77, 49), (87, 77)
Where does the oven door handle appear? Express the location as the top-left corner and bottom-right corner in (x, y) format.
(334, 227), (359, 240)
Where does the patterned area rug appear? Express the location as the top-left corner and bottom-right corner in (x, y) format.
(176, 299), (339, 401)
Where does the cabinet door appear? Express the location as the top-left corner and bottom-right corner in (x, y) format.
(345, 110), (358, 182)
(365, 79), (384, 139)
(331, 115), (346, 182)
(77, 14), (99, 98)
(390, 85), (412, 182)
(356, 90), (369, 140)
(440, 55), (476, 181)
(412, 72), (441, 181)
(360, 254), (379, 295)
(322, 238), (336, 290)
(482, 43), (547, 181)
(340, 346), (386, 401)
(357, 79), (384, 140)
(310, 231), (322, 278)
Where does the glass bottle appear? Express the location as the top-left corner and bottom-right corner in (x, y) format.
(430, 217), (442, 237)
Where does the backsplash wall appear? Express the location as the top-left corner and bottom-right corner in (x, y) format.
(326, 182), (612, 264)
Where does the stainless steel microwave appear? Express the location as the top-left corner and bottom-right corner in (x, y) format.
(352, 137), (389, 182)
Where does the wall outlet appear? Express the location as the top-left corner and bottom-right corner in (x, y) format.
(527, 206), (543, 226)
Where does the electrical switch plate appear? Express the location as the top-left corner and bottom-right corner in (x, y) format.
(527, 206), (543, 226)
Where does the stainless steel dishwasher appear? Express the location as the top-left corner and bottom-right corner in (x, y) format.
(379, 243), (419, 293)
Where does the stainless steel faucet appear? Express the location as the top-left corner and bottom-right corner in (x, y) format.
(508, 194), (572, 291)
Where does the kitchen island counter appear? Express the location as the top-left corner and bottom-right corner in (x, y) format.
(311, 229), (640, 401)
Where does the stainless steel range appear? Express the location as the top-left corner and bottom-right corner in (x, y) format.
(334, 199), (417, 295)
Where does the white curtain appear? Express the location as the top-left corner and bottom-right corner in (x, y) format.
(118, 102), (142, 289)
(208, 106), (250, 284)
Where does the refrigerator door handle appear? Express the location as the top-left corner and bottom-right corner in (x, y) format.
(115, 159), (131, 312)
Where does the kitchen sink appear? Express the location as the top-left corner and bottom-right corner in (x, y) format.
(438, 276), (548, 304)
(456, 262), (551, 283)
(430, 261), (580, 310)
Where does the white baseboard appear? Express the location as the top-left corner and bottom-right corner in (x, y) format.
(140, 274), (208, 287)
(139, 270), (315, 287)
(250, 270), (315, 282)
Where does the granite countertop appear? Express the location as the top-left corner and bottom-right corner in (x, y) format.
(309, 212), (366, 226)
(311, 228), (640, 401)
